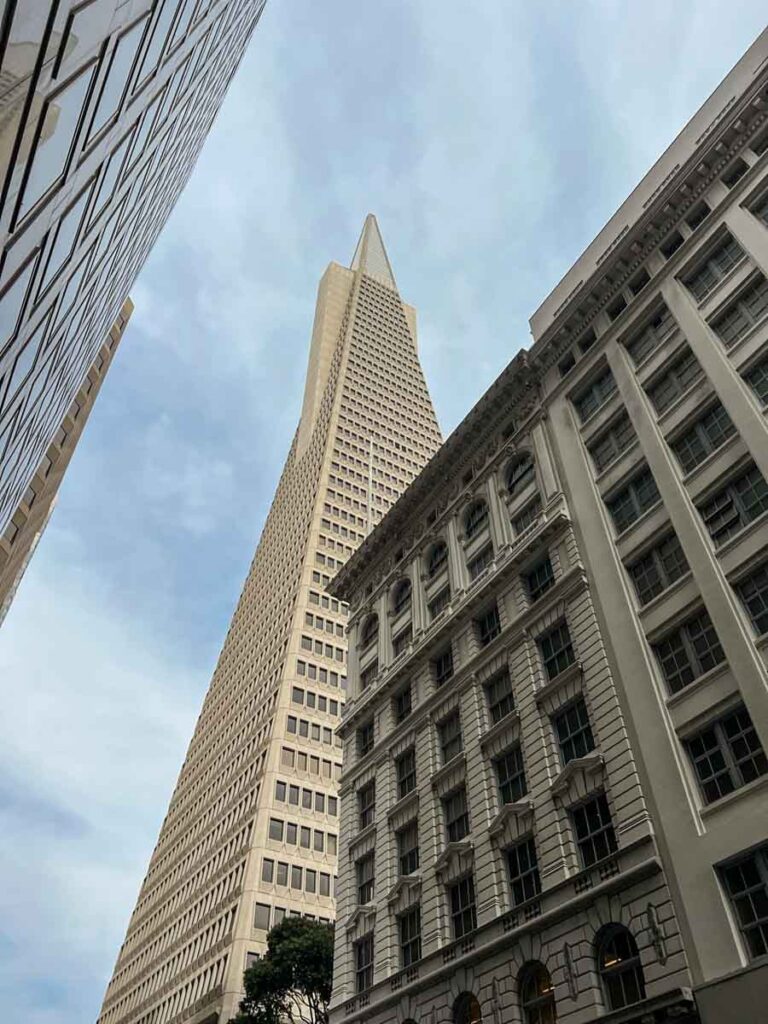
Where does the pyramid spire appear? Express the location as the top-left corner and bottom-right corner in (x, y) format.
(350, 213), (397, 289)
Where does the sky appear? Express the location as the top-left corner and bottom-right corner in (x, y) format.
(0, 3), (766, 1022)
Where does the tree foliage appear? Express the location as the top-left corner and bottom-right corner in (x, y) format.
(229, 917), (334, 1024)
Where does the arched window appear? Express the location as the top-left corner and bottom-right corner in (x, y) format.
(427, 540), (448, 578)
(464, 501), (489, 540)
(453, 991), (482, 1024)
(507, 453), (535, 498)
(392, 578), (412, 616)
(596, 924), (646, 1010)
(360, 614), (379, 650)
(519, 962), (556, 1024)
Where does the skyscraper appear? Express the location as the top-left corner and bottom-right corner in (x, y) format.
(328, 29), (768, 1024)
(97, 216), (442, 1024)
(0, 0), (267, 541)
(0, 296), (132, 622)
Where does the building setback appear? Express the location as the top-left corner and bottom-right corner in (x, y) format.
(96, 216), (442, 1024)
(328, 28), (768, 1024)
(0, 296), (132, 622)
(0, 0), (267, 541)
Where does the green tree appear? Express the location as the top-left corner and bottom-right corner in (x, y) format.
(229, 917), (334, 1024)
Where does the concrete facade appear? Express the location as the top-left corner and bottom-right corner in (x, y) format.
(0, 0), (267, 536)
(329, 28), (768, 1024)
(96, 217), (442, 1024)
(0, 296), (132, 622)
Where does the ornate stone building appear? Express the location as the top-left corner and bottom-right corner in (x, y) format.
(0, 297), (132, 621)
(96, 217), (442, 1024)
(0, 0), (267, 543)
(328, 27), (768, 1024)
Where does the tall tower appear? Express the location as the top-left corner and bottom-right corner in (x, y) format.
(97, 216), (442, 1024)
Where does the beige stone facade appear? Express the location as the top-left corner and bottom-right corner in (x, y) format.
(96, 217), (441, 1024)
(0, 298), (133, 622)
(0, 1), (266, 538)
(329, 28), (768, 1024)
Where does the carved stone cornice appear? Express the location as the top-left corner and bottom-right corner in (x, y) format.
(434, 841), (474, 883)
(488, 801), (535, 847)
(430, 753), (467, 798)
(533, 661), (584, 714)
(349, 824), (377, 861)
(387, 789), (419, 831)
(550, 753), (606, 806)
(344, 904), (377, 942)
(480, 711), (521, 757)
(386, 873), (422, 914)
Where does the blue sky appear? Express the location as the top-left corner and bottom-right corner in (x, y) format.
(0, 3), (766, 1022)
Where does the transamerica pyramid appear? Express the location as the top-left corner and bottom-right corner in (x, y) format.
(97, 216), (442, 1024)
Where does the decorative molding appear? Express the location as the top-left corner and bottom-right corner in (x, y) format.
(550, 753), (606, 806)
(488, 802), (535, 847)
(344, 904), (377, 943)
(386, 873), (422, 915)
(434, 841), (474, 883)
(348, 824), (377, 861)
(431, 753), (467, 798)
(534, 661), (584, 714)
(480, 711), (521, 757)
(388, 790), (419, 832)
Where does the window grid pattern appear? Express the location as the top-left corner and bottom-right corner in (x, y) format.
(627, 532), (689, 605)
(684, 234), (745, 301)
(744, 355), (768, 405)
(589, 413), (637, 472)
(721, 846), (768, 958)
(496, 745), (528, 804)
(554, 699), (595, 765)
(671, 402), (736, 473)
(399, 906), (421, 967)
(525, 556), (555, 602)
(626, 305), (678, 364)
(572, 793), (618, 868)
(607, 466), (661, 533)
(448, 875), (477, 939)
(575, 368), (617, 422)
(439, 711), (463, 763)
(396, 747), (417, 799)
(653, 608), (725, 694)
(507, 837), (541, 907)
(647, 348), (703, 414)
(597, 927), (646, 1010)
(485, 669), (515, 723)
(538, 621), (576, 681)
(687, 704), (768, 804)
(397, 820), (419, 876)
(476, 604), (502, 646)
(444, 787), (470, 843)
(712, 274), (768, 347)
(737, 562), (768, 635)
(698, 463), (768, 545)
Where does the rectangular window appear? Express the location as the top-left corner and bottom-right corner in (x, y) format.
(443, 787), (470, 842)
(467, 543), (494, 582)
(277, 862), (288, 886)
(465, 502), (489, 539)
(554, 698), (595, 765)
(428, 586), (450, 619)
(606, 465), (660, 533)
(396, 747), (417, 799)
(397, 820), (420, 875)
(286, 823), (297, 844)
(394, 683), (413, 723)
(653, 608), (725, 694)
(683, 234), (745, 301)
(356, 853), (375, 904)
(572, 792), (618, 868)
(399, 906), (422, 967)
(538, 620), (575, 681)
(647, 347), (703, 414)
(686, 704), (767, 804)
(354, 934), (374, 993)
(485, 668), (515, 723)
(358, 781), (375, 830)
(496, 745), (527, 804)
(698, 463), (768, 545)
(574, 368), (617, 422)
(507, 837), (541, 907)
(737, 562), (768, 636)
(671, 401), (736, 473)
(512, 497), (541, 535)
(744, 354), (768, 406)
(448, 875), (477, 938)
(254, 903), (271, 931)
(392, 624), (412, 657)
(360, 720), (374, 761)
(439, 711), (463, 763)
(476, 603), (501, 646)
(627, 532), (689, 605)
(720, 845), (768, 958)
(360, 660), (378, 691)
(291, 865), (302, 889)
(269, 818), (284, 841)
(262, 858), (274, 883)
(626, 305), (678, 365)
(712, 274), (768, 347)
(525, 555), (555, 602)
(433, 646), (454, 687)
(588, 412), (637, 472)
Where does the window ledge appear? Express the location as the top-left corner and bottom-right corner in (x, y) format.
(534, 661), (583, 707)
(700, 771), (768, 821)
(680, 431), (743, 489)
(614, 500), (664, 543)
(480, 711), (521, 753)
(713, 508), (768, 561)
(665, 660), (731, 711)
(431, 753), (467, 797)
(635, 570), (693, 619)
(550, 753), (606, 806)
(387, 789), (419, 824)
